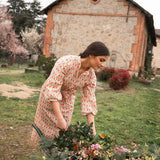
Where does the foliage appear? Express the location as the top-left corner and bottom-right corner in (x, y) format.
(109, 69), (131, 90)
(37, 54), (57, 78)
(96, 67), (116, 81)
(138, 67), (156, 80)
(38, 121), (115, 160)
(54, 121), (94, 150)
(7, 0), (46, 35)
(36, 121), (159, 160)
(144, 37), (153, 75)
(21, 26), (45, 55)
(97, 68), (131, 90)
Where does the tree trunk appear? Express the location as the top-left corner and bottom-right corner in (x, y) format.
(8, 54), (16, 66)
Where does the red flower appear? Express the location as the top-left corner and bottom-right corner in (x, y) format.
(73, 145), (79, 151)
(100, 134), (105, 139)
(89, 149), (95, 158)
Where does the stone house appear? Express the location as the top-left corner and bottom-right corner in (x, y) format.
(42, 0), (156, 74)
(152, 29), (160, 74)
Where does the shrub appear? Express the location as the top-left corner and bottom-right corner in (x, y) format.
(97, 67), (116, 81)
(109, 69), (131, 90)
(37, 54), (57, 79)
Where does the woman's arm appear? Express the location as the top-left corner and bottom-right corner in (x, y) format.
(52, 101), (68, 131)
(86, 113), (96, 136)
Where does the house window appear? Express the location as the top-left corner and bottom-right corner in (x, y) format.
(90, 0), (100, 5)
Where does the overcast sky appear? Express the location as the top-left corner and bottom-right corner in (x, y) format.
(134, 0), (160, 29)
(1, 0), (160, 29)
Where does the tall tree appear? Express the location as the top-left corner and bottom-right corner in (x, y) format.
(7, 0), (46, 35)
(7, 0), (28, 34)
(29, 0), (46, 33)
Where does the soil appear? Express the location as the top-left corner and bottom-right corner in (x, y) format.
(0, 82), (40, 99)
(0, 70), (136, 99)
(0, 70), (24, 75)
(0, 70), (41, 159)
(96, 81), (135, 93)
(0, 70), (40, 99)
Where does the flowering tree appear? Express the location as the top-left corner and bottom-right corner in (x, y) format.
(21, 26), (45, 55)
(0, 6), (28, 65)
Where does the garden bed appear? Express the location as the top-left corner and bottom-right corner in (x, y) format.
(0, 68), (160, 159)
(34, 122), (159, 160)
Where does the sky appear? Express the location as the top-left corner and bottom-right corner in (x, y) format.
(1, 0), (160, 29)
(134, 0), (160, 29)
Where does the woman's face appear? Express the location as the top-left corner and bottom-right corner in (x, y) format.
(89, 55), (109, 71)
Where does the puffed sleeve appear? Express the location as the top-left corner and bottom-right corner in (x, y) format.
(41, 57), (67, 102)
(81, 74), (97, 116)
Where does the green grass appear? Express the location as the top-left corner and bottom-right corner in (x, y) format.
(0, 67), (160, 159)
(0, 72), (44, 87)
(72, 83), (160, 147)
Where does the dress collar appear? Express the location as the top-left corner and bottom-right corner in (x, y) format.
(77, 56), (93, 76)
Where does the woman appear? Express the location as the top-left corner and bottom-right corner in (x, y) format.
(31, 41), (110, 143)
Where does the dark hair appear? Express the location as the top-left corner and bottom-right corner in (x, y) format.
(79, 41), (110, 58)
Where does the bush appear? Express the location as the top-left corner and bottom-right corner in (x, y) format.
(37, 54), (57, 79)
(109, 69), (131, 90)
(96, 67), (116, 81)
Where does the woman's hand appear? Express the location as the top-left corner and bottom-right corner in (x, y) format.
(52, 101), (68, 131)
(86, 113), (96, 136)
(57, 117), (68, 131)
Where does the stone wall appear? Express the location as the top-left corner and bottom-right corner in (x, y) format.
(152, 37), (160, 72)
(43, 0), (146, 72)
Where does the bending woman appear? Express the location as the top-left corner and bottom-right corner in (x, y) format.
(31, 41), (110, 143)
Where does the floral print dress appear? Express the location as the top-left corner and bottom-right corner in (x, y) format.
(31, 55), (97, 143)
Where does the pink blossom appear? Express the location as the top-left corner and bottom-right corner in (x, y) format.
(0, 6), (28, 58)
(91, 144), (101, 150)
(114, 145), (128, 153)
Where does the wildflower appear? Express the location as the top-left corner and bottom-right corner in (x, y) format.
(73, 145), (79, 151)
(94, 150), (100, 156)
(90, 149), (95, 158)
(100, 134), (105, 139)
(113, 146), (128, 153)
(120, 146), (128, 152)
(42, 156), (46, 160)
(132, 149), (137, 153)
(106, 151), (112, 158)
(91, 144), (101, 150)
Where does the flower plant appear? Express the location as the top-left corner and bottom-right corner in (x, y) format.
(96, 67), (131, 90)
(34, 121), (160, 160)
(96, 67), (116, 81)
(109, 69), (131, 90)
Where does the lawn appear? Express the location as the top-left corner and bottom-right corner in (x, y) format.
(0, 67), (160, 159)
